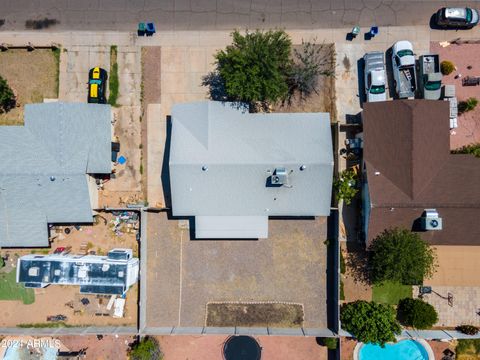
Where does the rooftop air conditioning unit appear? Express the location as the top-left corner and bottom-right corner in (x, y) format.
(420, 209), (442, 231)
(271, 167), (288, 186)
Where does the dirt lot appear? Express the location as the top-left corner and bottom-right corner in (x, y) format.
(60, 335), (133, 360)
(431, 41), (480, 150)
(273, 43), (336, 119)
(0, 48), (58, 125)
(0, 212), (139, 327)
(146, 212), (328, 329)
(158, 335), (327, 360)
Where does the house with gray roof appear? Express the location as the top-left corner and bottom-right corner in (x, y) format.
(169, 101), (333, 239)
(0, 102), (111, 248)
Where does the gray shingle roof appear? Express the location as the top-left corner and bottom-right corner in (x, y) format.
(169, 101), (333, 217)
(0, 103), (111, 247)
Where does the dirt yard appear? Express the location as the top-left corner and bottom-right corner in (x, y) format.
(431, 41), (480, 150)
(157, 335), (328, 360)
(60, 335), (134, 360)
(0, 212), (139, 327)
(0, 48), (58, 125)
(272, 43), (336, 118)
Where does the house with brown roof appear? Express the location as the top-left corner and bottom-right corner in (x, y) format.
(361, 100), (480, 249)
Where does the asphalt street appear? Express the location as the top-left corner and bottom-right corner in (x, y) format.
(0, 0), (479, 31)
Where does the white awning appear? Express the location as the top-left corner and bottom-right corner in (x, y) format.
(195, 216), (268, 239)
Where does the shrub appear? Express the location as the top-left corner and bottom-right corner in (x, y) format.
(340, 251), (346, 274)
(456, 339), (480, 356)
(333, 169), (359, 205)
(0, 76), (16, 113)
(369, 228), (437, 285)
(129, 337), (163, 360)
(340, 300), (401, 346)
(452, 143), (480, 157)
(397, 298), (438, 329)
(458, 97), (478, 114)
(0, 257), (4, 268)
(340, 280), (345, 301)
(457, 325), (480, 335)
(440, 60), (455, 75)
(318, 337), (338, 349)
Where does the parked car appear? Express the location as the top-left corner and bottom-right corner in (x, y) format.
(363, 52), (387, 102)
(436, 7), (479, 29)
(392, 41), (416, 99)
(88, 67), (107, 104)
(419, 54), (442, 100)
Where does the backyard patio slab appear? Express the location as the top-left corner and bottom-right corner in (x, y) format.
(145, 212), (328, 329)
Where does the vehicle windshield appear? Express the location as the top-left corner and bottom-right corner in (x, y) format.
(370, 85), (385, 94)
(397, 49), (413, 57)
(466, 8), (472, 22)
(89, 79), (101, 85)
(425, 81), (442, 91)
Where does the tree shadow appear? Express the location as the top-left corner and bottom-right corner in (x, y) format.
(345, 241), (372, 285)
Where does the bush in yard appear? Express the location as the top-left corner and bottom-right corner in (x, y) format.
(452, 143), (480, 157)
(333, 169), (359, 205)
(458, 97), (478, 114)
(285, 40), (335, 104)
(369, 228), (437, 285)
(0, 257), (4, 268)
(317, 337), (338, 349)
(205, 29), (292, 108)
(440, 60), (455, 75)
(129, 337), (163, 360)
(397, 298), (438, 329)
(457, 325), (480, 335)
(0, 75), (16, 113)
(340, 300), (401, 346)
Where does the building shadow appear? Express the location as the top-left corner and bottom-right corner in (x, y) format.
(345, 241), (371, 285)
(161, 116), (172, 209)
(357, 58), (365, 108)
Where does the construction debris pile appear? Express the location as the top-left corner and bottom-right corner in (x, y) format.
(110, 211), (139, 237)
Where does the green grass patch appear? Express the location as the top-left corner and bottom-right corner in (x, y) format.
(340, 279), (345, 301)
(0, 270), (35, 305)
(108, 45), (119, 106)
(340, 250), (346, 274)
(17, 322), (73, 328)
(456, 339), (480, 358)
(52, 47), (61, 97)
(372, 281), (412, 305)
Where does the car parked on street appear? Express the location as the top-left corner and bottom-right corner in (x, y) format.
(363, 52), (387, 102)
(392, 41), (416, 99)
(435, 7), (479, 29)
(88, 67), (108, 104)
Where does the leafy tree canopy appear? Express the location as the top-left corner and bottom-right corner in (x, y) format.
(369, 228), (437, 285)
(0, 76), (16, 113)
(397, 298), (438, 329)
(214, 29), (292, 104)
(341, 300), (401, 346)
(129, 337), (163, 360)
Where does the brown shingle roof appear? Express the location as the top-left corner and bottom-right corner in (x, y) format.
(363, 100), (480, 245)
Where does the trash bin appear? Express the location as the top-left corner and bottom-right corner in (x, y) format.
(137, 22), (146, 36)
(146, 22), (156, 36)
(369, 26), (379, 36)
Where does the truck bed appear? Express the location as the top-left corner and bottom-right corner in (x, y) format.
(397, 66), (416, 98)
(421, 55), (440, 74)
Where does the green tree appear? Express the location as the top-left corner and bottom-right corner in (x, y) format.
(369, 228), (437, 285)
(211, 29), (292, 106)
(0, 75), (16, 113)
(129, 337), (163, 360)
(340, 301), (401, 345)
(333, 169), (359, 205)
(397, 298), (438, 329)
(317, 337), (338, 349)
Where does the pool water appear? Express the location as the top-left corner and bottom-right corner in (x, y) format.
(360, 340), (429, 360)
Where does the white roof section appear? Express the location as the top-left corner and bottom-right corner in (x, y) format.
(195, 216), (269, 239)
(0, 103), (111, 248)
(169, 101), (334, 218)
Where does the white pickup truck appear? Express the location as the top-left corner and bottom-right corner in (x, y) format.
(392, 41), (417, 99)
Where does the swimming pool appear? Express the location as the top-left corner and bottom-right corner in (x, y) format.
(357, 339), (432, 360)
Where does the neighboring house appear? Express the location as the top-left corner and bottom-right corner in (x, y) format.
(0, 103), (111, 248)
(361, 100), (480, 245)
(169, 101), (334, 239)
(17, 248), (139, 295)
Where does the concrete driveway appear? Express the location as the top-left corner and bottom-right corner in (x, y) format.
(145, 212), (328, 329)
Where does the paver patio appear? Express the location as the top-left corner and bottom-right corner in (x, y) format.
(145, 212), (328, 329)
(421, 286), (480, 327)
